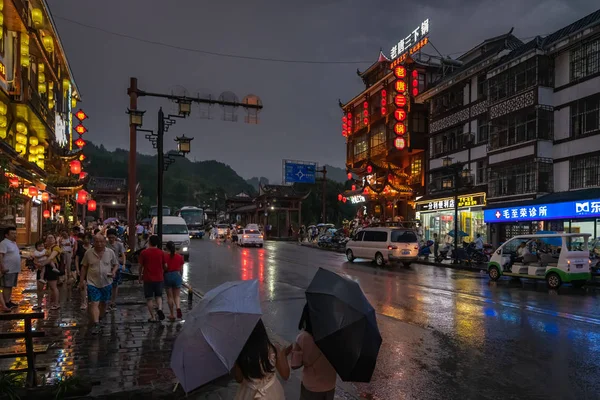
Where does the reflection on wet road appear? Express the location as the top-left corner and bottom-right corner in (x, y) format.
(188, 240), (600, 399)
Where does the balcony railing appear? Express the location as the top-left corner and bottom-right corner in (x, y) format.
(27, 82), (55, 129)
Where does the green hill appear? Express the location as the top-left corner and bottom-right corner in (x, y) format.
(83, 143), (255, 210)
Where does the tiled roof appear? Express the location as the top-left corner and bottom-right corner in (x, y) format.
(542, 9), (600, 49)
(494, 36), (544, 66)
(88, 177), (127, 191)
(259, 184), (310, 198)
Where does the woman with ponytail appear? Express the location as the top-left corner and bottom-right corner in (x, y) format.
(163, 241), (184, 321)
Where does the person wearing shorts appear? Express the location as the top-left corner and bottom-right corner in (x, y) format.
(138, 235), (165, 322)
(80, 234), (118, 335)
(164, 241), (184, 321)
(0, 227), (22, 309)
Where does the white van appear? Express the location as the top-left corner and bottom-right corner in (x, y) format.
(345, 227), (419, 267)
(151, 216), (191, 261)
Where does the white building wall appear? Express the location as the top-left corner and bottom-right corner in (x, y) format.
(429, 144), (487, 170)
(554, 161), (570, 192)
(554, 51), (570, 88)
(537, 140), (553, 159)
(554, 135), (600, 159)
(489, 145), (534, 165)
(553, 75), (600, 106)
(554, 107), (570, 141)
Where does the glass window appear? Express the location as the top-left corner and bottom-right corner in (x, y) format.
(488, 57), (538, 102)
(477, 117), (488, 143)
(476, 160), (487, 185)
(570, 153), (600, 189)
(163, 224), (188, 235)
(370, 128), (386, 156)
(570, 38), (600, 81)
(489, 109), (547, 150)
(391, 230), (418, 243)
(354, 135), (368, 160)
(571, 93), (600, 137)
(489, 160), (553, 198)
(411, 157), (422, 177)
(363, 231), (387, 242)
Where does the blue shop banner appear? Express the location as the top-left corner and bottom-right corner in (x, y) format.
(484, 199), (600, 223)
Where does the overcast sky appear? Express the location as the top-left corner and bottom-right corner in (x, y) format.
(48, 0), (598, 183)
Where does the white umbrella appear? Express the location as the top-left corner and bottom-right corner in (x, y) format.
(170, 280), (262, 392)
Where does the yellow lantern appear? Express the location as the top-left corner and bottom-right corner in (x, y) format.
(71, 97), (77, 108)
(29, 136), (39, 146)
(0, 115), (6, 128)
(38, 63), (44, 73)
(48, 99), (54, 109)
(62, 79), (70, 92)
(0, 102), (6, 115)
(0, 130), (6, 139)
(38, 83), (46, 94)
(28, 154), (36, 163)
(48, 81), (54, 90)
(37, 153), (45, 160)
(21, 55), (30, 68)
(0, 0), (4, 11)
(15, 143), (26, 154)
(16, 122), (27, 134)
(35, 145), (44, 154)
(36, 160), (44, 169)
(0, 14), (4, 39)
(29, 146), (37, 155)
(31, 8), (43, 27)
(38, 72), (45, 84)
(42, 36), (54, 52)
(48, 90), (54, 100)
(15, 132), (27, 144)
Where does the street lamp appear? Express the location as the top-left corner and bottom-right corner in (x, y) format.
(177, 99), (192, 117)
(175, 135), (193, 154)
(127, 109), (145, 127)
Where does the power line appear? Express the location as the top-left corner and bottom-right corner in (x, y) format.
(53, 15), (374, 65)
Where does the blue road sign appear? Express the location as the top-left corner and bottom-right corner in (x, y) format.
(284, 161), (316, 184)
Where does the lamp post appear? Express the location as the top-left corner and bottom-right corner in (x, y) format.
(441, 156), (471, 264)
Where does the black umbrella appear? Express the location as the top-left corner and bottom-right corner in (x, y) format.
(305, 268), (382, 382)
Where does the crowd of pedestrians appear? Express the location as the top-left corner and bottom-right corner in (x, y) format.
(0, 223), (185, 336)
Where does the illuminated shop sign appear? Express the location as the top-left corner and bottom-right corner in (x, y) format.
(415, 193), (486, 212)
(55, 114), (67, 146)
(349, 195), (366, 204)
(483, 199), (600, 223)
(390, 19), (430, 62)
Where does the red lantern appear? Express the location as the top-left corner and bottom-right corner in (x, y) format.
(381, 107), (387, 115)
(87, 200), (97, 212)
(77, 190), (88, 204)
(412, 70), (418, 78)
(395, 94), (407, 107)
(394, 122), (406, 135)
(43, 209), (50, 219)
(75, 124), (87, 135)
(393, 66), (406, 79)
(342, 197), (347, 203)
(347, 173), (352, 180)
(75, 109), (88, 121)
(412, 88), (419, 97)
(363, 101), (368, 109)
(395, 80), (406, 93)
(75, 138), (86, 148)
(342, 116), (347, 124)
(79, 172), (88, 180)
(367, 165), (373, 174)
(41, 192), (49, 202)
(70, 160), (81, 174)
(381, 89), (387, 98)
(394, 137), (406, 150)
(9, 178), (19, 188)
(363, 188), (369, 195)
(337, 194), (343, 201)
(395, 109), (406, 121)
(54, 204), (61, 212)
(351, 185), (356, 191)
(363, 109), (368, 117)
(363, 117), (369, 125)
(28, 186), (38, 197)
(342, 130), (347, 137)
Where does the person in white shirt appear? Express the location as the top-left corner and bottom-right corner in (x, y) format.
(475, 233), (484, 251)
(0, 227), (22, 308)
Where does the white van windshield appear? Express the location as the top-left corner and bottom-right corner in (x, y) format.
(391, 230), (418, 243)
(163, 224), (188, 235)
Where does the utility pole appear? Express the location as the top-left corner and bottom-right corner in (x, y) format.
(127, 78), (138, 250)
(157, 108), (165, 242)
(318, 166), (327, 223)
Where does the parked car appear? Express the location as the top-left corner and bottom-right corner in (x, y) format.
(238, 224), (264, 247)
(345, 227), (419, 267)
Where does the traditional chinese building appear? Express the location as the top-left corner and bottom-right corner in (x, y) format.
(0, 1), (82, 244)
(340, 20), (438, 223)
(87, 177), (127, 221)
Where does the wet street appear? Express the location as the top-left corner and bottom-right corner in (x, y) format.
(187, 239), (600, 400)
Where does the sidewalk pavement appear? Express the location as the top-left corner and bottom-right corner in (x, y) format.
(0, 268), (360, 399)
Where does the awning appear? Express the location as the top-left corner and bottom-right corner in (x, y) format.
(483, 189), (600, 210)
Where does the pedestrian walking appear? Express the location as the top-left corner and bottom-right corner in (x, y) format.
(163, 241), (183, 321)
(0, 227), (21, 309)
(138, 235), (166, 322)
(40, 235), (62, 310)
(291, 305), (337, 400)
(79, 234), (118, 334)
(233, 319), (290, 400)
(59, 230), (75, 284)
(75, 233), (92, 310)
(106, 228), (126, 311)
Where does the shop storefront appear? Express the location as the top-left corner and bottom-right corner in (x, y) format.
(416, 192), (487, 243)
(483, 190), (600, 247)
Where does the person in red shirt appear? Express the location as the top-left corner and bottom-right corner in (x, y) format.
(138, 235), (165, 322)
(164, 241), (184, 321)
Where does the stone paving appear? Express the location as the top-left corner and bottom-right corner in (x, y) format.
(0, 267), (359, 399)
